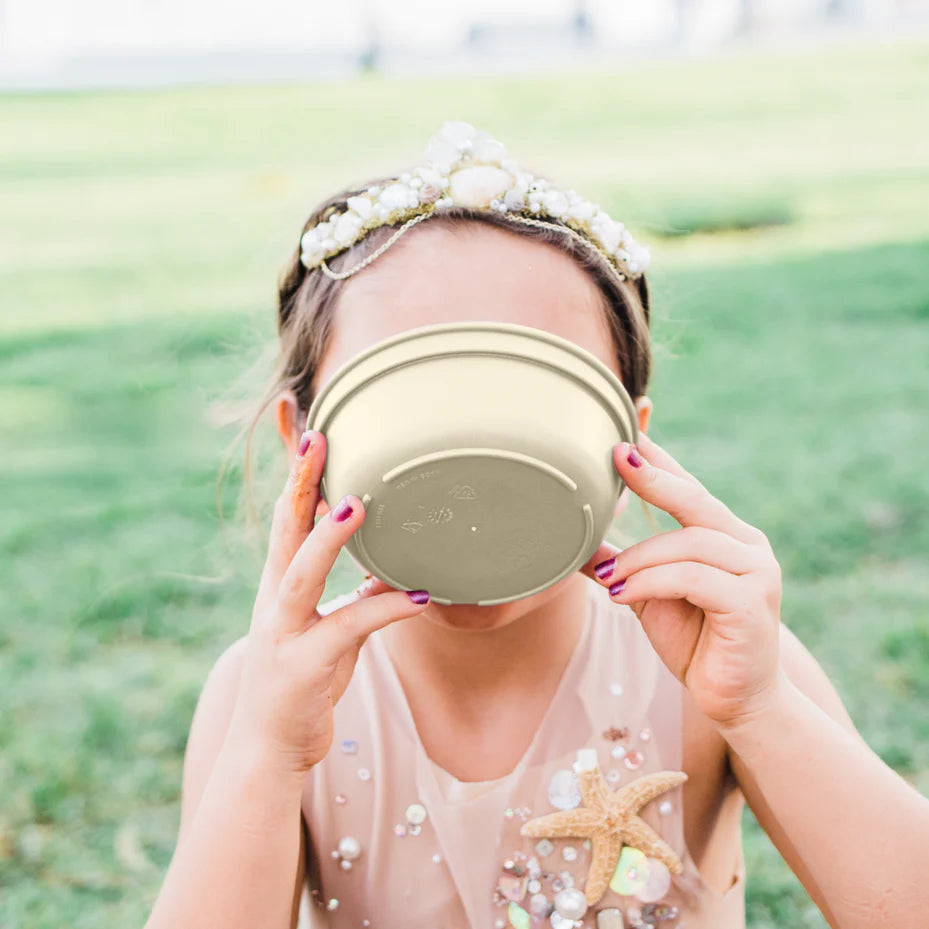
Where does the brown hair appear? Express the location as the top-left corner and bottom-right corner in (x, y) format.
(215, 171), (659, 566)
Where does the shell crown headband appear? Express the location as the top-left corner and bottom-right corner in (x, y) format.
(299, 120), (651, 284)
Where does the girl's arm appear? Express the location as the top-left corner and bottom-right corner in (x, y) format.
(595, 432), (929, 928)
(720, 647), (929, 929)
(144, 637), (309, 929)
(144, 431), (429, 929)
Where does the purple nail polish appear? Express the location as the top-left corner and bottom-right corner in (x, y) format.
(594, 557), (616, 579)
(298, 431), (315, 457)
(609, 579), (627, 596)
(626, 446), (643, 468)
(407, 590), (430, 604)
(331, 496), (353, 522)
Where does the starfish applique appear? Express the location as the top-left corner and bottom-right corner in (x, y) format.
(520, 748), (687, 906)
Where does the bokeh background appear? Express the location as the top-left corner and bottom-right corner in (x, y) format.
(2, 3), (929, 927)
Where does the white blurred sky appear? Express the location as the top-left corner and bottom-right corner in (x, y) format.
(0, 0), (914, 84)
(0, 0), (891, 58)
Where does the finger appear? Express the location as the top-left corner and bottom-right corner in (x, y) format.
(297, 587), (431, 670)
(275, 492), (367, 635)
(614, 441), (760, 546)
(633, 432), (701, 484)
(305, 574), (397, 631)
(255, 431), (325, 616)
(606, 561), (743, 615)
(591, 526), (764, 586)
(579, 540), (624, 583)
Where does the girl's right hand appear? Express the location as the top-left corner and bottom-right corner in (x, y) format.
(224, 429), (430, 777)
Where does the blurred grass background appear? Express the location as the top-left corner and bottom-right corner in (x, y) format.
(2, 35), (929, 928)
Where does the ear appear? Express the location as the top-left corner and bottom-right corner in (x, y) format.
(613, 394), (653, 516)
(275, 390), (301, 457)
(275, 390), (331, 518)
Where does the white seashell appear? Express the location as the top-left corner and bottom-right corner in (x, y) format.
(378, 182), (414, 211)
(627, 244), (650, 273)
(503, 188), (526, 211)
(447, 165), (514, 208)
(346, 195), (373, 220)
(541, 190), (569, 218)
(568, 201), (595, 221)
(438, 120), (478, 145)
(333, 211), (364, 245)
(419, 184), (442, 204)
(471, 138), (507, 164)
(596, 220), (621, 254)
(424, 137), (461, 172)
(548, 768), (582, 810)
(416, 166), (444, 188)
(300, 229), (322, 251)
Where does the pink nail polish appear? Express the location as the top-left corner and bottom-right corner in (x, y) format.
(626, 446), (643, 468)
(298, 431), (315, 457)
(330, 496), (353, 522)
(609, 579), (627, 596)
(594, 557), (616, 579)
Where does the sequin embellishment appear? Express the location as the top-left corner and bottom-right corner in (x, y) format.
(548, 769), (582, 811)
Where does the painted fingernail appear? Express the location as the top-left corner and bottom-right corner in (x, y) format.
(609, 579), (627, 596)
(298, 430), (317, 457)
(330, 496), (354, 522)
(407, 590), (430, 604)
(594, 557), (616, 579)
(626, 445), (644, 468)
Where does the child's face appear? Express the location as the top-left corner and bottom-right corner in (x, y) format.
(312, 221), (628, 399)
(293, 222), (651, 623)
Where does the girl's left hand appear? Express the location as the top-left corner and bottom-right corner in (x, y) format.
(592, 432), (786, 732)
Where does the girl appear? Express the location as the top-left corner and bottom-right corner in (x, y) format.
(144, 122), (929, 929)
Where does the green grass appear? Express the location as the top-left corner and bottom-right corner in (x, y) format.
(2, 35), (929, 928)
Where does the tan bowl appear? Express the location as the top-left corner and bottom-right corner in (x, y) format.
(305, 321), (638, 605)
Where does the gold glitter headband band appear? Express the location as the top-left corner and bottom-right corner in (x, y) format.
(300, 120), (651, 285)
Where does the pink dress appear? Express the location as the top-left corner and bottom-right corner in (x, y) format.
(298, 574), (746, 929)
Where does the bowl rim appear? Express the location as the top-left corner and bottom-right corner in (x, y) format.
(305, 320), (639, 439)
